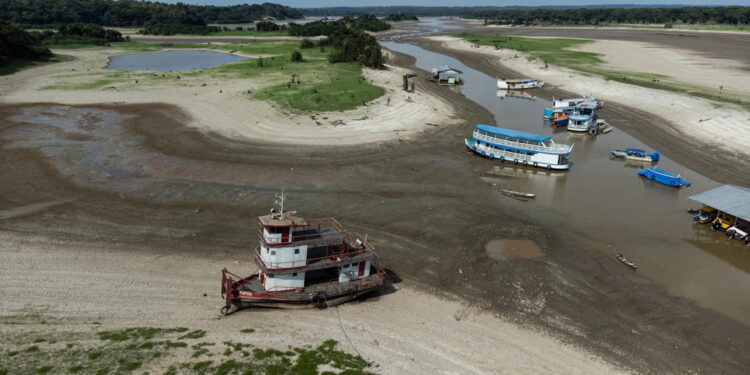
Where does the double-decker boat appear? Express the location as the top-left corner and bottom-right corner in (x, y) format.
(567, 113), (596, 132)
(221, 196), (385, 314)
(552, 97), (603, 109)
(497, 78), (544, 90)
(465, 124), (573, 170)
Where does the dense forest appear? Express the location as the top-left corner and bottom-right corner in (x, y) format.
(473, 6), (750, 25)
(287, 15), (391, 36)
(0, 0), (303, 27)
(301, 4), (688, 17)
(385, 14), (419, 22)
(42, 23), (127, 45)
(0, 19), (50, 64)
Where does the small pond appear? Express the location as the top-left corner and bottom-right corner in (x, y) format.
(107, 50), (248, 71)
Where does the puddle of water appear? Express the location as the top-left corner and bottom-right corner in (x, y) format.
(107, 50), (248, 71)
(382, 22), (750, 325)
(486, 239), (544, 259)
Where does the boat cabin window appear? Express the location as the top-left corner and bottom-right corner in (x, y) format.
(265, 226), (288, 234)
(271, 250), (276, 255)
(294, 249), (300, 254)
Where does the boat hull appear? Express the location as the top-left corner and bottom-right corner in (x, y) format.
(465, 139), (570, 170)
(638, 168), (691, 187)
(497, 80), (544, 90)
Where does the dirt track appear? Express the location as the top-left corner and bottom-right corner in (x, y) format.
(1, 44), (750, 373)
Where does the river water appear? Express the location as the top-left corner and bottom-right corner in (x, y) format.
(382, 18), (750, 325)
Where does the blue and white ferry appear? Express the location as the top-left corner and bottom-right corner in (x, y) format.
(465, 124), (573, 170)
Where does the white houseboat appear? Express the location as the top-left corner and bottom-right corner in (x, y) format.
(221, 196), (385, 314)
(566, 113), (596, 132)
(465, 124), (573, 170)
(497, 78), (544, 90)
(553, 97), (603, 109)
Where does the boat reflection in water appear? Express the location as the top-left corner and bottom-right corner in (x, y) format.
(481, 165), (568, 205)
(497, 89), (537, 101)
(689, 223), (750, 274)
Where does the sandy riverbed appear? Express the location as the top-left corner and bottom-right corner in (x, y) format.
(0, 230), (626, 374)
(427, 35), (750, 162)
(0, 47), (458, 146)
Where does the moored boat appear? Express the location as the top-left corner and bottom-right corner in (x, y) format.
(567, 113), (596, 132)
(611, 148), (660, 162)
(638, 167), (691, 187)
(552, 97), (603, 109)
(221, 196), (385, 314)
(497, 78), (544, 90)
(465, 124), (573, 170)
(500, 189), (536, 198)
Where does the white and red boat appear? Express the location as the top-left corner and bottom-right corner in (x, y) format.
(221, 196), (385, 314)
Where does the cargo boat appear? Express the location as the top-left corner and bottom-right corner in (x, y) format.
(221, 196), (385, 314)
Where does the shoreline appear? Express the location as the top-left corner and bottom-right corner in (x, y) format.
(415, 34), (750, 185)
(0, 45), (460, 147)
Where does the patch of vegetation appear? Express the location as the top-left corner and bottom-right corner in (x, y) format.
(240, 328), (255, 333)
(455, 33), (750, 111)
(41, 23), (127, 47)
(98, 327), (189, 342)
(0, 19), (51, 72)
(211, 29), (289, 37)
(179, 330), (207, 340)
(385, 13), (419, 22)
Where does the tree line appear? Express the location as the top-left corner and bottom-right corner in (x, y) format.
(472, 6), (750, 25)
(0, 0), (303, 28)
(287, 15), (391, 37)
(385, 14), (419, 22)
(0, 19), (50, 65)
(300, 5), (688, 17)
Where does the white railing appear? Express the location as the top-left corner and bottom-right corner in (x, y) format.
(473, 131), (570, 154)
(475, 143), (531, 161)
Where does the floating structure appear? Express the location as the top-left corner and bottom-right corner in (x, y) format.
(638, 167), (691, 187)
(221, 197), (385, 313)
(430, 65), (463, 85)
(611, 148), (660, 162)
(465, 124), (573, 170)
(552, 97), (603, 109)
(497, 78), (544, 90)
(689, 185), (750, 243)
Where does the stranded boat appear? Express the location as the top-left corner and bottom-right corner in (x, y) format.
(497, 78), (544, 90)
(638, 167), (692, 187)
(616, 253), (638, 269)
(611, 148), (660, 162)
(500, 189), (536, 198)
(465, 124), (573, 170)
(221, 197), (385, 314)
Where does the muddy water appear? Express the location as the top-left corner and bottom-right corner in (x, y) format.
(382, 30), (750, 325)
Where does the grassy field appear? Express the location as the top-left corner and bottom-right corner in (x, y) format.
(210, 30), (290, 37)
(455, 33), (750, 110)
(0, 315), (375, 375)
(549, 23), (750, 32)
(39, 40), (384, 113)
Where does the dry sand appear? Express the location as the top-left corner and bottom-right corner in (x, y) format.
(0, 47), (458, 146)
(0, 230), (627, 374)
(572, 39), (750, 94)
(428, 35), (750, 161)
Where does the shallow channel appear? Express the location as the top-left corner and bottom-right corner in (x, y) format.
(382, 19), (750, 325)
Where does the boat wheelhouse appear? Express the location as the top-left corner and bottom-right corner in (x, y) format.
(221, 200), (385, 313)
(497, 78), (544, 90)
(638, 167), (691, 187)
(552, 97), (603, 109)
(566, 113), (596, 132)
(465, 124), (573, 170)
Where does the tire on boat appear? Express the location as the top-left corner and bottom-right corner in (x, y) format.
(499, 156), (505, 161)
(533, 162), (538, 167)
(312, 293), (327, 309)
(588, 128), (597, 135)
(220, 306), (232, 316)
(546, 164), (552, 170)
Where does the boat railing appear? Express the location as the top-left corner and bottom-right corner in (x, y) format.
(476, 144), (532, 161)
(255, 234), (376, 270)
(473, 131), (570, 153)
(258, 217), (348, 247)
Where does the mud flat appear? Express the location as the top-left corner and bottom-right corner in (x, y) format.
(1, 32), (750, 374)
(0, 46), (458, 147)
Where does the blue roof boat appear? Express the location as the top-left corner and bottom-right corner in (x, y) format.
(466, 124), (573, 170)
(638, 167), (691, 187)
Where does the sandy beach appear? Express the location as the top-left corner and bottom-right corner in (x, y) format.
(0, 230), (626, 374)
(0, 47), (458, 146)
(427, 35), (750, 162)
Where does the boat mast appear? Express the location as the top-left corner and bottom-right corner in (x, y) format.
(275, 190), (287, 220)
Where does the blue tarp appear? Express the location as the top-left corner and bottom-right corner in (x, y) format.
(475, 124), (550, 143)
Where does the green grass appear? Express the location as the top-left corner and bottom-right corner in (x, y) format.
(211, 30), (290, 37)
(1, 322), (377, 375)
(37, 40), (384, 113)
(549, 23), (750, 32)
(455, 33), (750, 110)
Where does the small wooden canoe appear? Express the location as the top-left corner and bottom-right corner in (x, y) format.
(616, 253), (638, 269)
(501, 189), (536, 198)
